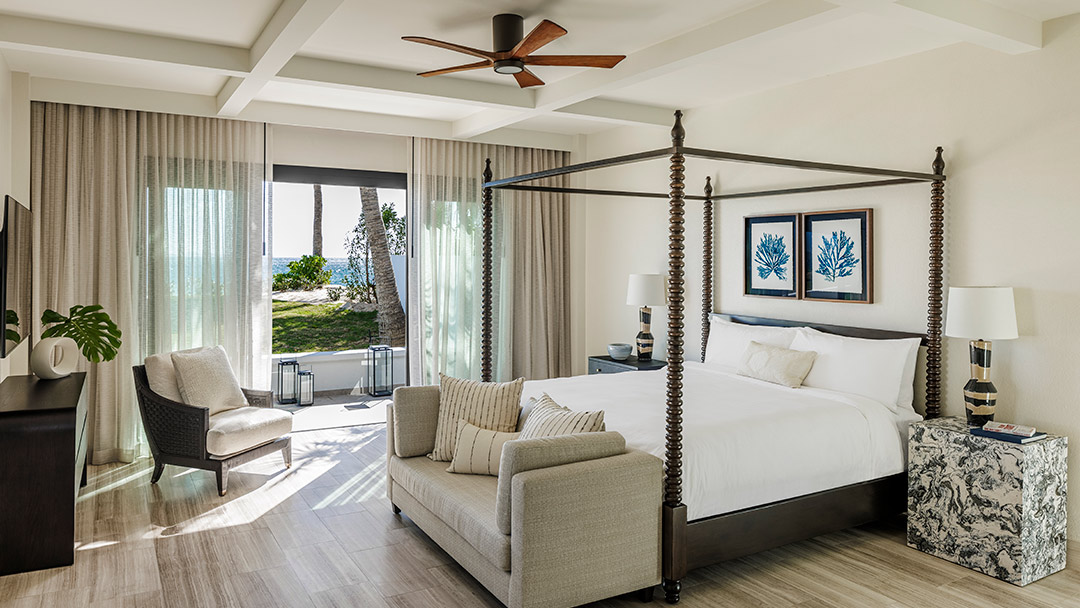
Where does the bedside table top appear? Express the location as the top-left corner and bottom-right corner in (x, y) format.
(589, 355), (666, 370)
(912, 416), (1065, 444)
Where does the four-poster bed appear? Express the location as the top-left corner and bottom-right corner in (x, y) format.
(479, 111), (946, 603)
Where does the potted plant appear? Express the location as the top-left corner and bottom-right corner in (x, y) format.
(31, 305), (122, 379)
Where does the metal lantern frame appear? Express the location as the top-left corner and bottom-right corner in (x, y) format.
(277, 359), (299, 404)
(368, 344), (393, 397)
(297, 369), (315, 407)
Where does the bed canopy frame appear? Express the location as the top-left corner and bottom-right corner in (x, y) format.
(478, 111), (946, 603)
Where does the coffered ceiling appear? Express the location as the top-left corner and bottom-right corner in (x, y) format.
(0, 0), (1075, 150)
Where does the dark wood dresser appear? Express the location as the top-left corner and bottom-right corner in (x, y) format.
(0, 372), (88, 575)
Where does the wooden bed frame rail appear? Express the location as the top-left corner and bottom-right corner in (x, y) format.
(478, 111), (946, 603)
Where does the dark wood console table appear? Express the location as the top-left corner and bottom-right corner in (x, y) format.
(0, 372), (88, 575)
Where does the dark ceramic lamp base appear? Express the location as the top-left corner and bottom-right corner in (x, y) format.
(636, 306), (654, 361)
(964, 339), (996, 427)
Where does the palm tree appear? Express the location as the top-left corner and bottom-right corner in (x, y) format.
(312, 184), (323, 257)
(360, 187), (406, 346)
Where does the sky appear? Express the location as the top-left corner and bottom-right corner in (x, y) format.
(272, 183), (405, 258)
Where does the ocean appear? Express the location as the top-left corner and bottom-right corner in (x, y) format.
(272, 257), (355, 286)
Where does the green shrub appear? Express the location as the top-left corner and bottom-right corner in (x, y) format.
(273, 254), (332, 291)
(326, 286), (343, 301)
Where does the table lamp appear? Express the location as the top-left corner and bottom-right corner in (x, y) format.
(626, 274), (666, 361)
(945, 286), (1018, 426)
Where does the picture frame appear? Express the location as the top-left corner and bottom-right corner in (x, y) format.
(801, 208), (873, 303)
(744, 214), (799, 299)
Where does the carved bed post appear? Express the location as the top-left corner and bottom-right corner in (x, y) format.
(481, 159), (494, 382)
(662, 111), (688, 604)
(701, 177), (713, 360)
(924, 147), (945, 418)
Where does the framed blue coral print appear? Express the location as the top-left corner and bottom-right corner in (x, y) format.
(744, 214), (799, 298)
(802, 209), (873, 303)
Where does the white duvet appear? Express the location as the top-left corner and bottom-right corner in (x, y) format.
(523, 361), (922, 521)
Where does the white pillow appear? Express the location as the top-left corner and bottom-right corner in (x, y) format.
(704, 317), (799, 369)
(789, 328), (920, 411)
(170, 346), (248, 416)
(736, 341), (817, 388)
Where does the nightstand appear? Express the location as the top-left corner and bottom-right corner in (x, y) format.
(907, 417), (1068, 586)
(587, 355), (666, 375)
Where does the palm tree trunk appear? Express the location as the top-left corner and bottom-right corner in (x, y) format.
(359, 187), (406, 346)
(312, 184), (323, 257)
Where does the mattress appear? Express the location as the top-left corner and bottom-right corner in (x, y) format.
(523, 361), (922, 521)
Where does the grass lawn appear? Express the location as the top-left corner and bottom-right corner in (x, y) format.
(272, 300), (379, 353)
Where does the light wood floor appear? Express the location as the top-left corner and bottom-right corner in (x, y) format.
(2, 424), (1077, 608)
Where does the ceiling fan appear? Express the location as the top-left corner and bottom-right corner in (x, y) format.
(403, 14), (625, 88)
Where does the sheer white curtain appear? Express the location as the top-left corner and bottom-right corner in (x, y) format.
(32, 102), (269, 464)
(409, 138), (570, 384)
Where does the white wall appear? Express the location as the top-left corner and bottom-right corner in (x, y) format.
(581, 14), (1080, 539)
(0, 62), (30, 382)
(270, 124), (409, 173)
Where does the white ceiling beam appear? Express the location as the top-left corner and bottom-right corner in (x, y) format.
(553, 99), (673, 128)
(452, 0), (848, 138)
(0, 14), (248, 75)
(29, 77), (576, 151)
(216, 0), (345, 116)
(825, 0), (1041, 54)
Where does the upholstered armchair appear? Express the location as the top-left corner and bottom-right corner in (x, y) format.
(132, 348), (292, 496)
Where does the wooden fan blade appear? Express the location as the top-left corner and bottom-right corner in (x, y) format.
(524, 55), (626, 68)
(417, 60), (492, 77)
(510, 19), (567, 58)
(512, 68), (545, 88)
(402, 36), (495, 60)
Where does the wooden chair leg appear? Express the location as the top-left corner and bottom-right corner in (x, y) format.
(392, 503), (401, 515)
(282, 443), (292, 468)
(637, 586), (655, 603)
(151, 461), (165, 484)
(216, 465), (229, 496)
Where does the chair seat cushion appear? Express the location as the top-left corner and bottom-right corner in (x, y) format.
(206, 406), (293, 457)
(390, 455), (510, 571)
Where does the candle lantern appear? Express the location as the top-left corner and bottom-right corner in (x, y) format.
(277, 359), (299, 404)
(297, 369), (315, 407)
(368, 344), (394, 397)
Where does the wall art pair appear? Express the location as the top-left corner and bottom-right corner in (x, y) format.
(744, 209), (873, 303)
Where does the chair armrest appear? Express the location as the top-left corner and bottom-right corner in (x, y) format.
(133, 367), (209, 459)
(242, 388), (274, 408)
(391, 385), (441, 458)
(509, 450), (663, 608)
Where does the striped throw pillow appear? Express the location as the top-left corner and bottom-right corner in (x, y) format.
(446, 420), (519, 476)
(518, 393), (604, 439)
(429, 374), (523, 462)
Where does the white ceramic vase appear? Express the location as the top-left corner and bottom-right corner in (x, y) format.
(30, 337), (80, 379)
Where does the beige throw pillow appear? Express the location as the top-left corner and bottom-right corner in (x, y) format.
(736, 341), (817, 388)
(429, 374), (523, 462)
(446, 420), (519, 476)
(518, 394), (605, 439)
(145, 346), (212, 402)
(170, 346), (248, 416)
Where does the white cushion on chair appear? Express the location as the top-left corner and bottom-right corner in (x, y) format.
(144, 346), (212, 402)
(171, 346), (248, 416)
(206, 406), (293, 457)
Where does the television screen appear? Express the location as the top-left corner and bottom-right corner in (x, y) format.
(2, 195), (31, 358)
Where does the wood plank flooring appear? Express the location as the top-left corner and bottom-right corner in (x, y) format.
(1, 424), (1077, 607)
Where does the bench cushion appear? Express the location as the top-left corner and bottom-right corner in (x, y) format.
(390, 455), (510, 571)
(207, 406), (293, 457)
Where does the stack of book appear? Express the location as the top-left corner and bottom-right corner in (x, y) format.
(970, 421), (1047, 444)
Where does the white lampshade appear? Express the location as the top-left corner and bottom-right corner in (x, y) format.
(626, 274), (666, 307)
(945, 287), (1018, 340)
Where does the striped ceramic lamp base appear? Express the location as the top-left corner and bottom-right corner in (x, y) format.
(636, 306), (654, 361)
(963, 339), (997, 426)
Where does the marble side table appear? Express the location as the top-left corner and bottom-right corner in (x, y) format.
(907, 417), (1068, 585)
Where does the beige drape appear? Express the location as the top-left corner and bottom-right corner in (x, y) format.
(410, 138), (570, 383)
(31, 102), (268, 464)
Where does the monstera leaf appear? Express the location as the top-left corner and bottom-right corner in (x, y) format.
(4, 308), (18, 343)
(40, 305), (123, 363)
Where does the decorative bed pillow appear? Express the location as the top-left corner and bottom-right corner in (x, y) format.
(446, 420), (519, 476)
(704, 317), (799, 369)
(429, 374), (523, 462)
(789, 328), (921, 411)
(736, 341), (817, 388)
(170, 346), (248, 416)
(145, 346), (211, 402)
(518, 394), (605, 439)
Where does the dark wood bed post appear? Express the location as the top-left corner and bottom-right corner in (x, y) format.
(662, 111), (688, 604)
(924, 147), (945, 418)
(481, 158), (494, 382)
(701, 177), (713, 359)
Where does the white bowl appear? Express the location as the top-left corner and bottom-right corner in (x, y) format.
(607, 343), (632, 360)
